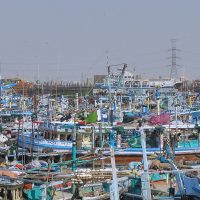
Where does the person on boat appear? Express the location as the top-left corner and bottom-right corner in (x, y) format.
(170, 131), (181, 155)
(60, 113), (72, 122)
(150, 130), (159, 148)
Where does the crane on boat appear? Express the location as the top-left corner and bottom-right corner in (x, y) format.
(107, 63), (127, 124)
(107, 63), (127, 93)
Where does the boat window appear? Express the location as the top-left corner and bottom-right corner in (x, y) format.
(60, 134), (65, 140)
(67, 135), (72, 140)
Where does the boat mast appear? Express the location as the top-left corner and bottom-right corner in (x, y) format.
(75, 93), (79, 111)
(21, 75), (25, 165)
(107, 64), (127, 124)
(0, 62), (1, 101)
(156, 87), (160, 115)
(140, 128), (152, 200)
(0, 62), (2, 123)
(110, 147), (119, 200)
(147, 91), (150, 111)
(107, 65), (113, 125)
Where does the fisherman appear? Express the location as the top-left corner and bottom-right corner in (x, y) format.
(150, 130), (159, 148)
(170, 131), (181, 156)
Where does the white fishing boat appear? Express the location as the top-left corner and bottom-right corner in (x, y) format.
(18, 131), (72, 152)
(17, 120), (76, 152)
(0, 134), (10, 153)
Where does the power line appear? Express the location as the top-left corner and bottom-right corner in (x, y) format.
(169, 39), (180, 79)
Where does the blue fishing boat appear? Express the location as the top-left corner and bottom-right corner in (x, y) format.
(17, 121), (75, 152)
(18, 131), (72, 152)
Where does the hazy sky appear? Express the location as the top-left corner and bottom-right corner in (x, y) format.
(0, 0), (200, 81)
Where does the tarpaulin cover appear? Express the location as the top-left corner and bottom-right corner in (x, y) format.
(148, 113), (170, 125)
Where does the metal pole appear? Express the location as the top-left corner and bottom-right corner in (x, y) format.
(16, 118), (21, 160)
(91, 126), (95, 149)
(91, 126), (95, 169)
(107, 66), (113, 125)
(99, 123), (103, 148)
(175, 105), (178, 134)
(99, 124), (104, 169)
(140, 128), (152, 200)
(198, 127), (200, 147)
(110, 147), (119, 200)
(30, 120), (34, 160)
(72, 122), (77, 172)
(156, 88), (160, 115)
(147, 92), (150, 111)
(75, 93), (79, 111)
(72, 118), (77, 196)
(157, 99), (160, 115)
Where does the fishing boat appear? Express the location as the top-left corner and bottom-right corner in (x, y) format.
(18, 131), (72, 152)
(17, 119), (80, 152)
(93, 65), (182, 95)
(103, 122), (200, 165)
(0, 134), (10, 154)
(0, 176), (24, 200)
(55, 120), (200, 166)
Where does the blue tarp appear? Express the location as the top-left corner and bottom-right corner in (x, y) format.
(2, 83), (17, 89)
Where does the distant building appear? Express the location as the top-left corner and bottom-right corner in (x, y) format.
(13, 80), (34, 96)
(94, 75), (106, 84)
(2, 77), (23, 84)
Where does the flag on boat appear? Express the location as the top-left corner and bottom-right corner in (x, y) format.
(85, 111), (97, 123)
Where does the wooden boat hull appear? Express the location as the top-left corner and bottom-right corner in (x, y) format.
(94, 147), (200, 165)
(113, 152), (200, 165)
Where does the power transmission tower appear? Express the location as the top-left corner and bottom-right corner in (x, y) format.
(169, 39), (179, 79)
